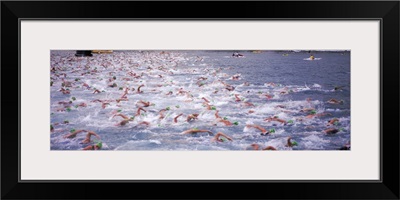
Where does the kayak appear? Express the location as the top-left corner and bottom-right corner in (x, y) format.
(303, 57), (322, 60)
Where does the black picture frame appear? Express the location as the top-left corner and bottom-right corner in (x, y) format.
(1, 1), (399, 199)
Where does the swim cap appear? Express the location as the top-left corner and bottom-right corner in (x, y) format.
(287, 120), (294, 124)
(96, 142), (102, 149)
(292, 141), (298, 146)
(233, 122), (239, 125)
(310, 110), (317, 114)
(269, 128), (276, 133)
(70, 128), (76, 133)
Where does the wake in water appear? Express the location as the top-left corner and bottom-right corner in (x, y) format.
(50, 50), (350, 151)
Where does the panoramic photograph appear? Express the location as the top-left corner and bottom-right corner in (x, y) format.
(50, 50), (350, 151)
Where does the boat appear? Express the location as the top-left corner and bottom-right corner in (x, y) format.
(92, 50), (113, 54)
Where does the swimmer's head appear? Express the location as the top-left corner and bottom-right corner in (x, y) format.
(96, 142), (102, 149)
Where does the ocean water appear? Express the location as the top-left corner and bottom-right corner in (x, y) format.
(50, 50), (350, 150)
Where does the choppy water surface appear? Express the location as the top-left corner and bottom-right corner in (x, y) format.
(50, 50), (350, 150)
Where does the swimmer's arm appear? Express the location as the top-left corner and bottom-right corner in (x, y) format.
(262, 146), (277, 150)
(198, 130), (213, 135)
(174, 113), (183, 123)
(64, 130), (85, 138)
(216, 132), (233, 141)
(215, 111), (221, 119)
(82, 145), (94, 150)
(87, 131), (100, 139)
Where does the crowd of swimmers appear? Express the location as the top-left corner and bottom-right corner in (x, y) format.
(50, 51), (350, 150)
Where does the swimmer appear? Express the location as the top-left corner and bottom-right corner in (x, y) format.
(246, 124), (269, 135)
(174, 113), (183, 123)
(327, 99), (343, 104)
(265, 94), (273, 99)
(120, 88), (129, 99)
(198, 77), (207, 81)
(213, 111), (232, 126)
(61, 78), (72, 87)
(324, 128), (339, 134)
(285, 137), (296, 147)
(82, 142), (102, 150)
(338, 141), (350, 150)
(82, 83), (90, 89)
(264, 116), (287, 125)
(263, 146), (277, 150)
(108, 83), (118, 88)
(232, 74), (240, 80)
(300, 108), (315, 113)
(137, 84), (145, 93)
(137, 121), (150, 126)
(112, 113), (135, 126)
(63, 129), (86, 139)
(247, 144), (276, 150)
(93, 89), (101, 94)
(234, 94), (242, 102)
(305, 112), (332, 119)
(158, 109), (167, 119)
(211, 132), (233, 142)
(137, 100), (151, 107)
(80, 131), (101, 144)
(102, 102), (110, 109)
(58, 101), (73, 106)
(78, 102), (87, 107)
(327, 118), (339, 126)
(182, 128), (213, 135)
(243, 102), (255, 107)
(176, 88), (187, 95)
(135, 107), (147, 116)
(203, 102), (213, 110)
(334, 86), (345, 91)
(187, 113), (199, 122)
(201, 97), (210, 103)
(59, 88), (70, 94)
